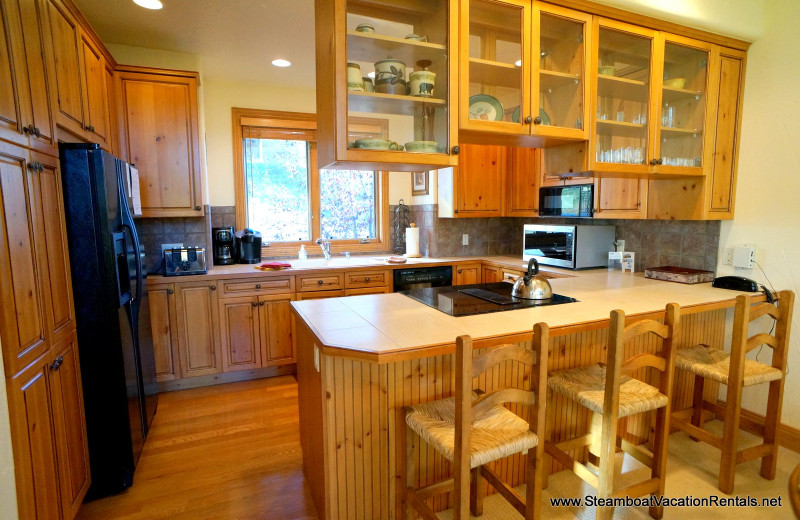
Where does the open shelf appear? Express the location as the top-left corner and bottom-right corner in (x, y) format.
(468, 57), (521, 89)
(597, 74), (648, 102)
(347, 91), (446, 116)
(346, 31), (447, 65)
(596, 119), (647, 138)
(661, 85), (703, 104)
(540, 69), (580, 90)
(660, 126), (702, 138)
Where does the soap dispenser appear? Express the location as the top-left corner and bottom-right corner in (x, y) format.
(298, 244), (307, 260)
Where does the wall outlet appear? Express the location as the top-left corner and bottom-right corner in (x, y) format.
(723, 248), (733, 265)
(161, 243), (183, 254)
(462, 233), (469, 246)
(732, 244), (755, 269)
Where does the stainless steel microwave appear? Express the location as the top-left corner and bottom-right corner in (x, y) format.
(539, 183), (594, 218)
(523, 224), (615, 269)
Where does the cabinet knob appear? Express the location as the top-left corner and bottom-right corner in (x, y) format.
(451, 145), (460, 155)
(525, 115), (533, 124)
(252, 301), (258, 307)
(87, 124), (95, 133)
(657, 158), (663, 165)
(167, 289), (174, 295)
(317, 280), (324, 285)
(649, 158), (659, 166)
(255, 284), (261, 289)
(49, 356), (63, 371)
(533, 116), (542, 125)
(458, 269), (462, 273)
(195, 206), (201, 211)
(259, 301), (265, 306)
(210, 285), (216, 291)
(365, 277), (370, 282)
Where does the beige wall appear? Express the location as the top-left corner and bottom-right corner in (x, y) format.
(0, 340), (18, 520)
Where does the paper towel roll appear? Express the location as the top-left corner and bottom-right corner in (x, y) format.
(404, 225), (421, 258)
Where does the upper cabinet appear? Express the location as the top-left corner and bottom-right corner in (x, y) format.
(116, 66), (203, 217)
(459, 0), (590, 144)
(315, 0), (459, 171)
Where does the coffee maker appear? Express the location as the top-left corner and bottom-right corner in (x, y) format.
(212, 227), (236, 265)
(235, 228), (262, 264)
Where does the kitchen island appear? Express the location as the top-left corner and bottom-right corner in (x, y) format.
(291, 269), (754, 520)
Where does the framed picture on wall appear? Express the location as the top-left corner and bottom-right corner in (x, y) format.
(412, 171), (429, 195)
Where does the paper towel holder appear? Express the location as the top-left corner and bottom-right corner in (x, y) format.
(404, 223), (422, 258)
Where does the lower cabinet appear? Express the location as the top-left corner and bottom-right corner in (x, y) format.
(454, 263), (481, 285)
(481, 265), (502, 283)
(148, 283), (179, 382)
(174, 281), (221, 378)
(7, 330), (90, 520)
(218, 294), (296, 371)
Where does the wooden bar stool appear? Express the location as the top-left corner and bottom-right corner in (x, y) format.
(397, 324), (550, 520)
(671, 291), (794, 494)
(545, 304), (680, 520)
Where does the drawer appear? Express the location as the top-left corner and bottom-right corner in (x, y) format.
(296, 289), (345, 300)
(502, 270), (523, 283)
(297, 273), (344, 292)
(344, 269), (391, 289)
(220, 276), (294, 297)
(345, 287), (392, 296)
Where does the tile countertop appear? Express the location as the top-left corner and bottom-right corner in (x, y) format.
(146, 255), (534, 283)
(290, 268), (753, 362)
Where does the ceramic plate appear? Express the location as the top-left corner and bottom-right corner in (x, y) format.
(539, 108), (551, 126)
(469, 94), (503, 121)
(512, 105), (521, 123)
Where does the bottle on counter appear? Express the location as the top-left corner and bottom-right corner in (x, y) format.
(298, 244), (307, 260)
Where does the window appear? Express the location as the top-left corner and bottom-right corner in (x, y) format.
(233, 109), (388, 257)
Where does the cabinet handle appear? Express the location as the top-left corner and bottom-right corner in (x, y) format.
(255, 284), (261, 289)
(252, 301), (258, 307)
(451, 145), (460, 155)
(210, 285), (216, 291)
(34, 126), (41, 137)
(365, 277), (370, 282)
(657, 158), (663, 165)
(87, 124), (95, 133)
(259, 301), (265, 306)
(458, 269), (462, 274)
(317, 280), (324, 285)
(27, 162), (39, 172)
(594, 207), (600, 213)
(649, 158), (659, 166)
(23, 124), (35, 135)
(533, 116), (542, 125)
(167, 289), (174, 295)
(195, 206), (201, 211)
(524, 115), (533, 124)
(49, 356), (63, 371)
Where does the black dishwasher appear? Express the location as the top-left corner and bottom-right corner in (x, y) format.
(393, 265), (453, 291)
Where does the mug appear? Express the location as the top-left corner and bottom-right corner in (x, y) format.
(347, 63), (363, 91)
(362, 77), (374, 92)
(409, 70), (435, 97)
(374, 58), (406, 84)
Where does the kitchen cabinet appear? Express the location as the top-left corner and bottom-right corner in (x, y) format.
(79, 30), (109, 145)
(297, 272), (344, 293)
(116, 66), (203, 217)
(481, 265), (502, 283)
(314, 0), (459, 172)
(459, 0), (590, 144)
(296, 289), (347, 300)
(594, 177), (647, 219)
(6, 331), (89, 520)
(148, 283), (180, 382)
(454, 262), (481, 285)
(174, 281), (221, 378)
(505, 146), (540, 216)
(0, 0), (59, 154)
(259, 294), (295, 366)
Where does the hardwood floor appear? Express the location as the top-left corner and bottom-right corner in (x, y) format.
(76, 376), (318, 520)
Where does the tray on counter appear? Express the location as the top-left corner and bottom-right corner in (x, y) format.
(644, 266), (714, 284)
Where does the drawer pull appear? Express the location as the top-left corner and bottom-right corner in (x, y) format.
(317, 280), (324, 285)
(168, 289), (174, 295)
(259, 301), (265, 306)
(210, 285), (216, 291)
(252, 301), (258, 307)
(49, 356), (63, 371)
(365, 277), (371, 282)
(255, 284), (261, 289)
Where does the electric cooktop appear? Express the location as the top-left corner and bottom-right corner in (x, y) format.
(401, 282), (577, 317)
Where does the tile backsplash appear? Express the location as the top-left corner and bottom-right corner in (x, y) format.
(390, 204), (720, 272)
(138, 203), (719, 274)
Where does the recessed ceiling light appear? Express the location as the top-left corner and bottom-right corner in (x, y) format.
(272, 59), (291, 68)
(515, 59), (522, 67)
(133, 0), (163, 9)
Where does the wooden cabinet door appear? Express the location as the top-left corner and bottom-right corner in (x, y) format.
(259, 294), (295, 366)
(148, 283), (179, 382)
(456, 144), (505, 216)
(481, 265), (502, 283)
(7, 356), (61, 520)
(505, 146), (539, 216)
(454, 263), (481, 285)
(48, 332), (90, 519)
(117, 67), (202, 217)
(80, 32), (108, 145)
(594, 177), (647, 219)
(46, 0), (84, 135)
(0, 0), (27, 148)
(174, 281), (221, 378)
(0, 143), (49, 377)
(219, 297), (262, 372)
(34, 152), (75, 345)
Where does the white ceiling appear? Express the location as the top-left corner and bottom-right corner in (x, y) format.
(74, 0), (317, 87)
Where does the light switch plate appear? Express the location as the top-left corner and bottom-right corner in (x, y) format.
(462, 234), (469, 246)
(732, 244), (755, 269)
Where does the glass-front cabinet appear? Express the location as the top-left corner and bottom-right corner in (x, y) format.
(590, 19), (656, 174)
(459, 0), (590, 142)
(590, 18), (713, 175)
(316, 0), (458, 171)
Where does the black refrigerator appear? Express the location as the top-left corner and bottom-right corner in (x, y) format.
(59, 143), (158, 499)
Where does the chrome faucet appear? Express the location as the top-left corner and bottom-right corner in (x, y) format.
(315, 237), (332, 260)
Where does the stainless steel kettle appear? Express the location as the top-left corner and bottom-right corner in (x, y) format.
(511, 258), (553, 300)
